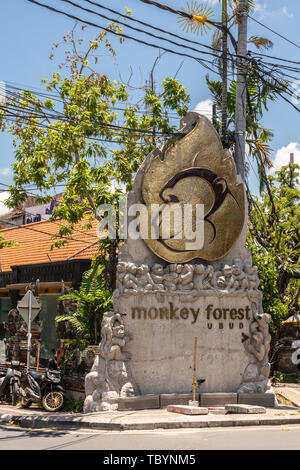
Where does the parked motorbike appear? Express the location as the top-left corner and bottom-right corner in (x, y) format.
(0, 361), (24, 405)
(19, 363), (65, 412)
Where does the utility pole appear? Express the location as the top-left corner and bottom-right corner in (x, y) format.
(221, 0), (228, 143)
(234, 0), (248, 181)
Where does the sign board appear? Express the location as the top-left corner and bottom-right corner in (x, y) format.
(17, 290), (41, 325)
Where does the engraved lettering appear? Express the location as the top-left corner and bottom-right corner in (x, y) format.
(148, 307), (158, 320)
(222, 308), (230, 319)
(237, 308), (245, 320)
(159, 307), (169, 319)
(190, 308), (200, 324)
(180, 308), (189, 320)
(230, 308), (237, 320)
(206, 304), (213, 320)
(245, 305), (251, 320)
(213, 308), (222, 320)
(169, 302), (179, 320)
(131, 307), (147, 319)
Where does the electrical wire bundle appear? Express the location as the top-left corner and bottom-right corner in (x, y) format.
(16, 0), (299, 115)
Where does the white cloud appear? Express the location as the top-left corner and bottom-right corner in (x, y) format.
(254, 1), (294, 19)
(269, 142), (300, 174)
(193, 98), (213, 120)
(0, 191), (10, 216)
(0, 81), (6, 105)
(0, 168), (10, 176)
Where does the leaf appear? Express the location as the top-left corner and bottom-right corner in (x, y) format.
(248, 36), (274, 50)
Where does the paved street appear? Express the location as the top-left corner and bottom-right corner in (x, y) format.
(1, 424), (300, 451)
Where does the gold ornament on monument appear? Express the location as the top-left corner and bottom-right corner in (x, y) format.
(141, 114), (245, 263)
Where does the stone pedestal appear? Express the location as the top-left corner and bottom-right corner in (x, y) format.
(84, 113), (275, 412)
(116, 291), (258, 394)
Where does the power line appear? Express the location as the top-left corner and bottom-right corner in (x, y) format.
(1, 102), (181, 140)
(135, 0), (192, 19)
(0, 216), (97, 244)
(0, 182), (104, 240)
(24, 0), (219, 74)
(1, 98), (180, 137)
(249, 15), (300, 50)
(56, 0), (289, 70)
(4, 80), (216, 120)
(82, 0), (220, 53)
(57, 0), (223, 62)
(18, 2), (300, 92)
(134, 0), (300, 66)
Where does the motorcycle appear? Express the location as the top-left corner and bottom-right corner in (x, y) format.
(19, 362), (65, 412)
(0, 361), (23, 405)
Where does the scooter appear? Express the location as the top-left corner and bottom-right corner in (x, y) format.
(0, 361), (24, 405)
(19, 361), (65, 412)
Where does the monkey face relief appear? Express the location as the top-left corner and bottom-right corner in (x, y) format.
(130, 302), (252, 329)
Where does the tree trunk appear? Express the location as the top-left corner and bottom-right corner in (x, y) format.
(234, 0), (248, 181)
(276, 269), (291, 298)
(221, 0), (228, 142)
(106, 239), (118, 291)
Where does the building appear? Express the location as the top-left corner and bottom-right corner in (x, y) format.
(0, 217), (99, 360)
(0, 193), (63, 229)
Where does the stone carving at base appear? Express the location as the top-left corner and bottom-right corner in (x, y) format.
(84, 311), (139, 412)
(2, 308), (42, 362)
(115, 258), (260, 302)
(238, 307), (272, 394)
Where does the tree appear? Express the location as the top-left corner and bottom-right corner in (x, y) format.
(206, 70), (283, 184)
(0, 234), (17, 250)
(56, 259), (112, 345)
(247, 163), (300, 331)
(203, 0), (277, 186)
(0, 20), (190, 288)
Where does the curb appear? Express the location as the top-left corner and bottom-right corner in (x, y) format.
(2, 412), (300, 431)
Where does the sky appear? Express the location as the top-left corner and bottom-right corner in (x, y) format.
(0, 0), (299, 213)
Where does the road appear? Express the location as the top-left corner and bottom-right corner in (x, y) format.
(0, 424), (300, 451)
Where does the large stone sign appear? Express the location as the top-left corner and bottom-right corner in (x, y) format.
(84, 113), (274, 412)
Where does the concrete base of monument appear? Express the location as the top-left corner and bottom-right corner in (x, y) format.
(167, 405), (209, 415)
(225, 404), (266, 414)
(117, 391), (277, 411)
(116, 290), (265, 396)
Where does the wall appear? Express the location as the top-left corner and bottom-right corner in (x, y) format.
(0, 297), (12, 336)
(39, 294), (59, 359)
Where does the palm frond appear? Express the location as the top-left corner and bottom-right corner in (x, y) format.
(248, 36), (274, 50)
(254, 139), (273, 169)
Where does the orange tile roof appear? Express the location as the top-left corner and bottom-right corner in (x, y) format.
(0, 218), (100, 271)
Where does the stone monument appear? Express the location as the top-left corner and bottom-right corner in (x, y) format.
(84, 112), (275, 412)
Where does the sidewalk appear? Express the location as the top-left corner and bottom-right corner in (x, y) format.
(274, 384), (300, 407)
(1, 401), (300, 432)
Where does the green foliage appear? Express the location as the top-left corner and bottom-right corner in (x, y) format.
(0, 23), (190, 232)
(247, 241), (288, 332)
(0, 233), (18, 250)
(248, 164), (300, 330)
(0, 22), (190, 288)
(272, 371), (300, 384)
(63, 396), (85, 413)
(206, 71), (282, 174)
(56, 260), (113, 344)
